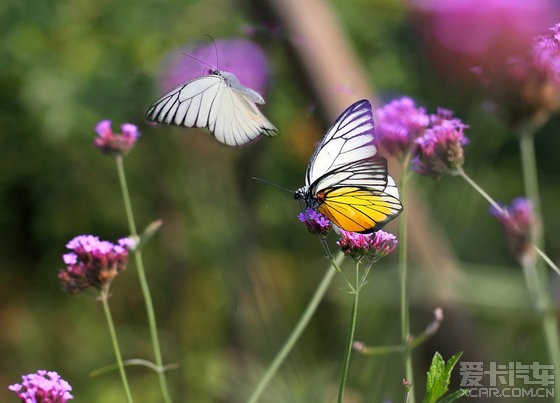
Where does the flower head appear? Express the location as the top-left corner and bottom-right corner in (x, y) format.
(473, 21), (560, 124)
(491, 197), (536, 265)
(59, 235), (134, 293)
(336, 230), (398, 262)
(94, 120), (140, 156)
(298, 208), (332, 237)
(161, 38), (270, 96)
(376, 97), (430, 157)
(9, 370), (73, 402)
(412, 109), (469, 178)
(409, 0), (559, 81)
(532, 23), (560, 86)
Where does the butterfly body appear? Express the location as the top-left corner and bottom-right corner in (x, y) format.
(296, 100), (402, 233)
(146, 69), (277, 146)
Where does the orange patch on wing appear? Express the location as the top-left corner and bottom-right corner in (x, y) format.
(317, 187), (401, 233)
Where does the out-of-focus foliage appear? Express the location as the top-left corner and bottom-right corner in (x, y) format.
(1, 0), (560, 402)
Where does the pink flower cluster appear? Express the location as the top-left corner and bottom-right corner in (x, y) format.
(336, 230), (398, 262)
(94, 120), (140, 156)
(59, 235), (135, 293)
(297, 208), (332, 237)
(9, 370), (73, 402)
(377, 98), (469, 178)
(376, 97), (430, 157)
(413, 109), (469, 178)
(491, 198), (536, 265)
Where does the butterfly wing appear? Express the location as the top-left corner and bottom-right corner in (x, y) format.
(304, 100), (402, 233)
(211, 87), (278, 146)
(317, 173), (402, 233)
(306, 99), (378, 188)
(145, 73), (277, 146)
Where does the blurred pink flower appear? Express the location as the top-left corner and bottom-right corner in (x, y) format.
(410, 0), (560, 79)
(491, 198), (536, 265)
(94, 120), (140, 156)
(160, 38), (270, 96)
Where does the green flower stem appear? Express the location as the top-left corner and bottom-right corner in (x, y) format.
(455, 168), (502, 212)
(456, 168), (558, 274)
(399, 155), (415, 402)
(99, 286), (134, 403)
(534, 245), (560, 276)
(355, 308), (443, 356)
(518, 127), (560, 403)
(247, 251), (344, 403)
(337, 261), (360, 403)
(115, 156), (172, 403)
(457, 166), (560, 403)
(519, 129), (543, 244)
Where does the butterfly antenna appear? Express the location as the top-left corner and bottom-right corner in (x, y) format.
(180, 52), (216, 72)
(204, 34), (219, 71)
(251, 177), (294, 194)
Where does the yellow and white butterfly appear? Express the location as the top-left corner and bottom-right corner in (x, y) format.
(145, 69), (278, 146)
(295, 99), (402, 233)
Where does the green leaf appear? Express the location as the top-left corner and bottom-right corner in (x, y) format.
(422, 351), (464, 403)
(438, 389), (469, 403)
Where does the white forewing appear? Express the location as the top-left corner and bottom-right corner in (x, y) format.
(145, 71), (277, 146)
(306, 100), (378, 186)
(310, 157), (389, 195)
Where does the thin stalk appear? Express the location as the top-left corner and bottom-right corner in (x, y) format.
(337, 261), (360, 403)
(458, 162), (560, 402)
(247, 251), (345, 403)
(457, 168), (559, 275)
(99, 286), (134, 403)
(115, 156), (172, 403)
(399, 154), (415, 402)
(519, 129), (543, 244)
(518, 127), (560, 403)
(534, 245), (560, 276)
(455, 168), (502, 213)
(356, 308), (443, 356)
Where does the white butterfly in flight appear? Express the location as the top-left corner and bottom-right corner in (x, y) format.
(295, 99), (402, 233)
(145, 68), (278, 146)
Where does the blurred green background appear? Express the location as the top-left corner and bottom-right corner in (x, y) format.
(2, 0), (560, 401)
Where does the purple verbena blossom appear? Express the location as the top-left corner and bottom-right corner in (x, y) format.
(376, 97), (430, 157)
(59, 235), (135, 293)
(532, 23), (560, 86)
(491, 197), (536, 265)
(9, 370), (73, 402)
(94, 120), (140, 156)
(412, 109), (469, 178)
(298, 208), (332, 237)
(336, 230), (398, 262)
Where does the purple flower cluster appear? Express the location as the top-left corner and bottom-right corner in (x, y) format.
(337, 230), (398, 262)
(491, 198), (535, 264)
(377, 97), (469, 178)
(413, 109), (469, 178)
(59, 235), (135, 293)
(532, 23), (560, 87)
(376, 97), (430, 157)
(94, 120), (140, 156)
(297, 208), (332, 237)
(9, 370), (73, 402)
(297, 210), (397, 261)
(469, 21), (560, 123)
